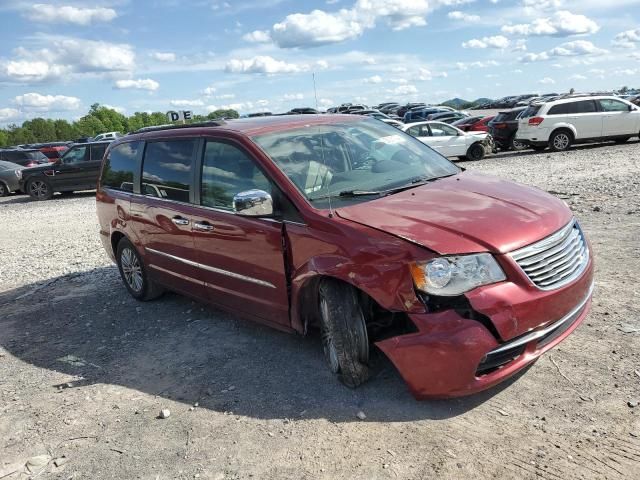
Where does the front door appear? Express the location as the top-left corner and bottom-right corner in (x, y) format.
(427, 123), (467, 157)
(129, 137), (205, 298)
(54, 145), (90, 190)
(599, 99), (636, 136)
(191, 139), (290, 327)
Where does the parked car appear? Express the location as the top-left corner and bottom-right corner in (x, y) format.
(19, 141), (110, 200)
(0, 149), (50, 167)
(37, 142), (70, 162)
(93, 132), (122, 142)
(402, 121), (493, 160)
(379, 118), (404, 128)
(404, 107), (449, 124)
(0, 160), (24, 196)
(96, 115), (594, 399)
(517, 95), (640, 152)
(453, 116), (494, 133)
(488, 107), (527, 151)
(629, 95), (640, 107)
(428, 111), (469, 123)
(287, 108), (319, 115)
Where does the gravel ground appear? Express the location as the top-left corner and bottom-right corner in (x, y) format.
(1, 139), (639, 479)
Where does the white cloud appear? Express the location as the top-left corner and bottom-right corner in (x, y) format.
(114, 78), (160, 91)
(538, 77), (556, 85)
(456, 60), (500, 70)
(502, 11), (599, 37)
(613, 28), (640, 48)
(462, 35), (510, 49)
(26, 4), (117, 25)
(268, 0), (432, 48)
(0, 108), (21, 123)
(569, 74), (587, 80)
(103, 104), (126, 114)
(202, 86), (217, 96)
(520, 40), (606, 62)
(3, 60), (66, 82)
(13, 92), (81, 111)
(390, 84), (418, 95)
(242, 30), (272, 43)
(170, 99), (205, 107)
(151, 52), (176, 62)
(364, 74), (383, 83)
(225, 55), (305, 74)
(447, 11), (480, 22)
(283, 93), (305, 100)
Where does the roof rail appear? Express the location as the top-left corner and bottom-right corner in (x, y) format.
(133, 120), (226, 134)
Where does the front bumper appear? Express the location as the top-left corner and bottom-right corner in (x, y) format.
(376, 262), (594, 399)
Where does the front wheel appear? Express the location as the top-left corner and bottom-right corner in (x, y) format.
(318, 279), (370, 388)
(466, 143), (486, 161)
(0, 182), (8, 197)
(116, 238), (164, 301)
(549, 130), (572, 152)
(27, 179), (53, 201)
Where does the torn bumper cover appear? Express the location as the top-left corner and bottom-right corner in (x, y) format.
(376, 262), (594, 399)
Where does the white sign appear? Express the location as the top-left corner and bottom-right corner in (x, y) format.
(166, 110), (193, 122)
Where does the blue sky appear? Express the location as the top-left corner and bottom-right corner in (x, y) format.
(0, 0), (638, 125)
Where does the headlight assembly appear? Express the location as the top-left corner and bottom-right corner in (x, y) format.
(411, 253), (506, 296)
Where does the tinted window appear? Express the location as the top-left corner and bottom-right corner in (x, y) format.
(201, 141), (271, 209)
(519, 105), (541, 119)
(599, 99), (629, 112)
(407, 126), (421, 137)
(142, 139), (196, 203)
(63, 146), (88, 164)
(101, 142), (142, 192)
(505, 110), (524, 121)
(548, 103), (570, 115)
(90, 144), (108, 161)
(569, 100), (597, 114)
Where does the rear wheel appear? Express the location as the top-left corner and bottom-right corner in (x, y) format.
(27, 179), (53, 201)
(466, 143), (485, 161)
(509, 135), (527, 151)
(116, 238), (164, 301)
(318, 279), (370, 388)
(549, 130), (572, 152)
(0, 182), (7, 197)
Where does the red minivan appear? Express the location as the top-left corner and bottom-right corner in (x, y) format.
(96, 115), (594, 399)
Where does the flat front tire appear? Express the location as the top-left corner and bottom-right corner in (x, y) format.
(116, 238), (164, 301)
(318, 279), (370, 388)
(466, 143), (485, 161)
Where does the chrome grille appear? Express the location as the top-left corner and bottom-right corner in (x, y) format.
(511, 220), (589, 290)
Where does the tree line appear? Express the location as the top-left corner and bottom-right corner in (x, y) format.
(0, 103), (239, 147)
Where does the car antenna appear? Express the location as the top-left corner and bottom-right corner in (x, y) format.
(313, 72), (333, 218)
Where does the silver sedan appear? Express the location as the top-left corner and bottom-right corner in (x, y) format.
(0, 160), (25, 196)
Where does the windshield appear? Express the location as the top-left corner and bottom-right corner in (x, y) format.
(253, 118), (459, 207)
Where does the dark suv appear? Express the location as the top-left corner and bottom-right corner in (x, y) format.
(95, 117), (593, 399)
(20, 141), (110, 200)
(0, 149), (50, 167)
(488, 107), (527, 151)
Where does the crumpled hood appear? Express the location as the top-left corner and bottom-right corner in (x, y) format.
(336, 171), (572, 255)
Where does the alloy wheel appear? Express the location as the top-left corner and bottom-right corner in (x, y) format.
(120, 247), (143, 293)
(29, 181), (48, 199)
(553, 133), (570, 151)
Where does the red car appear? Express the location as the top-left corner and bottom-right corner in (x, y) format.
(96, 115), (594, 399)
(38, 143), (69, 163)
(455, 115), (495, 132)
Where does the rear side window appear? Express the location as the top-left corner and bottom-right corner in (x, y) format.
(548, 103), (570, 115)
(599, 99), (629, 112)
(201, 141), (271, 209)
(90, 144), (108, 161)
(569, 100), (597, 114)
(519, 106), (540, 119)
(142, 139), (197, 203)
(101, 142), (142, 192)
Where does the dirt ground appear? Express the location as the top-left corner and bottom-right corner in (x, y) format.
(1, 141), (639, 479)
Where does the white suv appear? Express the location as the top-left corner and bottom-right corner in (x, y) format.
(516, 95), (640, 152)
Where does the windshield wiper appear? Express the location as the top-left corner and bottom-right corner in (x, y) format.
(309, 190), (382, 201)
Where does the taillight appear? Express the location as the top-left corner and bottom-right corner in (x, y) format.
(494, 123), (508, 129)
(528, 117), (544, 126)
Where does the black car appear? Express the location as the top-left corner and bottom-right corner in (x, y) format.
(20, 141), (110, 200)
(488, 107), (527, 151)
(0, 149), (50, 167)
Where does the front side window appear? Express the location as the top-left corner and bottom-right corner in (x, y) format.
(101, 141), (142, 192)
(599, 99), (629, 112)
(201, 141), (270, 209)
(142, 139), (196, 203)
(253, 118), (459, 208)
(63, 146), (87, 164)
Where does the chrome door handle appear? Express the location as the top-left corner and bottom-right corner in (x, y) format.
(193, 222), (215, 232)
(171, 216), (190, 226)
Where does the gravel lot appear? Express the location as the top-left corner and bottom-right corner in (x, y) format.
(1, 139), (639, 479)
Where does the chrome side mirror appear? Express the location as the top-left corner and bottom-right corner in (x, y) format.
(233, 189), (273, 216)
